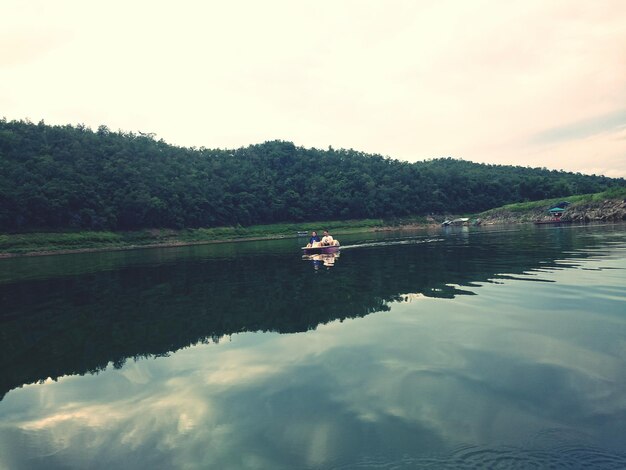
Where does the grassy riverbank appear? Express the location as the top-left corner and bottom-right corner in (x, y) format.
(477, 187), (626, 223)
(0, 216), (432, 257)
(484, 186), (625, 213)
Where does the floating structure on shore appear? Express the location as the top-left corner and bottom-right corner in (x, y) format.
(442, 218), (468, 226)
(534, 203), (571, 224)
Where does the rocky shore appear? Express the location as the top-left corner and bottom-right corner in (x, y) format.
(479, 198), (626, 225)
(561, 199), (626, 223)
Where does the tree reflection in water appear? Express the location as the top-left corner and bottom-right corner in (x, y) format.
(0, 226), (611, 400)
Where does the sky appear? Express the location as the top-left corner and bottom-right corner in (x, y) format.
(1, 0), (625, 177)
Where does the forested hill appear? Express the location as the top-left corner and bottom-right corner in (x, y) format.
(1, 119), (624, 232)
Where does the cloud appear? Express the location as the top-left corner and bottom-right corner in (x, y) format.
(530, 109), (626, 145)
(0, 31), (71, 68)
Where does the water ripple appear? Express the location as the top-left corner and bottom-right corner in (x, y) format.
(331, 440), (626, 469)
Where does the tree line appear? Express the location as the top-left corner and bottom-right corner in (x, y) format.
(0, 119), (623, 231)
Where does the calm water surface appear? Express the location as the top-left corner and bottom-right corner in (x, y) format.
(1, 224), (625, 469)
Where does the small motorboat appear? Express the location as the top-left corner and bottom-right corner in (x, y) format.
(301, 245), (340, 254)
(301, 242), (340, 254)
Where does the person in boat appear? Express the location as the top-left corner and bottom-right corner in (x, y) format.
(306, 231), (321, 247)
(320, 230), (339, 246)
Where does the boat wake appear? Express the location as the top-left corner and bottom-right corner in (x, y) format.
(340, 238), (443, 250)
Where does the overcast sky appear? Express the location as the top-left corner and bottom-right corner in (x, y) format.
(2, 1), (625, 176)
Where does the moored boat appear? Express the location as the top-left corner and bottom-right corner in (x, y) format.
(533, 220), (572, 225)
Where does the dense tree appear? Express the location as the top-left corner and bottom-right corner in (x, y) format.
(0, 119), (624, 232)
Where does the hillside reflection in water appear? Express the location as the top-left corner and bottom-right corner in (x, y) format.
(1, 224), (625, 469)
(0, 226), (600, 397)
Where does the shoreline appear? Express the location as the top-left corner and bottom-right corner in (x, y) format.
(2, 218), (624, 259)
(0, 223), (441, 259)
(2, 192), (624, 259)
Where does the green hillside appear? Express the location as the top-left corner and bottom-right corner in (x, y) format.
(1, 119), (624, 232)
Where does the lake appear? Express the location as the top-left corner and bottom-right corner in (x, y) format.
(1, 223), (625, 469)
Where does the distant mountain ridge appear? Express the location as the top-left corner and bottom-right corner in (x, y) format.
(1, 119), (624, 231)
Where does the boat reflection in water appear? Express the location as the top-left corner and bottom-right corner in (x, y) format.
(302, 251), (340, 269)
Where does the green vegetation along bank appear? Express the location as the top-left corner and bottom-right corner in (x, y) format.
(0, 217), (433, 257)
(2, 187), (625, 257)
